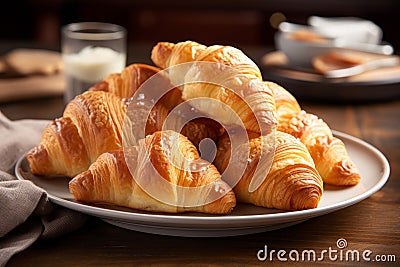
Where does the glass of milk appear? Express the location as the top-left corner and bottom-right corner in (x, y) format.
(61, 22), (126, 103)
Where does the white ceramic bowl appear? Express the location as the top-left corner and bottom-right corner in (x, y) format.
(275, 31), (334, 67)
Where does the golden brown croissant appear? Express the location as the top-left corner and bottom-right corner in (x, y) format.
(268, 81), (360, 186)
(69, 131), (236, 214)
(277, 111), (361, 185)
(214, 130), (323, 211)
(27, 90), (126, 177)
(151, 41), (277, 135)
(27, 117), (90, 177)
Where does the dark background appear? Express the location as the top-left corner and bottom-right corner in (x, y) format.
(1, 0), (399, 52)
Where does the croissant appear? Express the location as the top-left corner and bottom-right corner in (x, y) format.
(27, 117), (90, 177)
(214, 130), (323, 211)
(151, 41), (277, 135)
(277, 111), (361, 185)
(69, 131), (236, 214)
(27, 90), (126, 177)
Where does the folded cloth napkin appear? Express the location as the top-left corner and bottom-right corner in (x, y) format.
(0, 112), (87, 267)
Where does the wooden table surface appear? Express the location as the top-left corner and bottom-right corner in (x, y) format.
(1, 44), (399, 266)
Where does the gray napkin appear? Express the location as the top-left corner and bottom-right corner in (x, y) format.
(0, 112), (87, 266)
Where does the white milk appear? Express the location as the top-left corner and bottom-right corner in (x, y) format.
(63, 46), (126, 102)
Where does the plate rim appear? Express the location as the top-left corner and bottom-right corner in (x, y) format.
(15, 130), (390, 227)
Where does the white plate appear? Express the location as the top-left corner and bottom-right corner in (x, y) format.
(15, 131), (390, 237)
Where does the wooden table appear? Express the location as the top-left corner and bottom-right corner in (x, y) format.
(1, 44), (399, 266)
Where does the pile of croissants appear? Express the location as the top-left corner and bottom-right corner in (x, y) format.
(27, 41), (361, 215)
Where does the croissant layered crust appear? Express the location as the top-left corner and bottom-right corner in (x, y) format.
(215, 130), (323, 211)
(69, 131), (236, 214)
(277, 111), (360, 186)
(151, 41), (277, 135)
(90, 62), (224, 151)
(27, 90), (126, 177)
(269, 83), (361, 186)
(27, 117), (89, 177)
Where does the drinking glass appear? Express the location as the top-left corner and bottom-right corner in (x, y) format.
(61, 22), (126, 103)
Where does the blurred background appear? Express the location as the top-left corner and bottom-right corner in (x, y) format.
(1, 0), (399, 52)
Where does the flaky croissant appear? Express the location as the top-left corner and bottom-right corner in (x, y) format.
(69, 131), (236, 214)
(27, 90), (126, 177)
(214, 130), (323, 211)
(91, 62), (223, 149)
(151, 41), (277, 135)
(277, 111), (361, 185)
